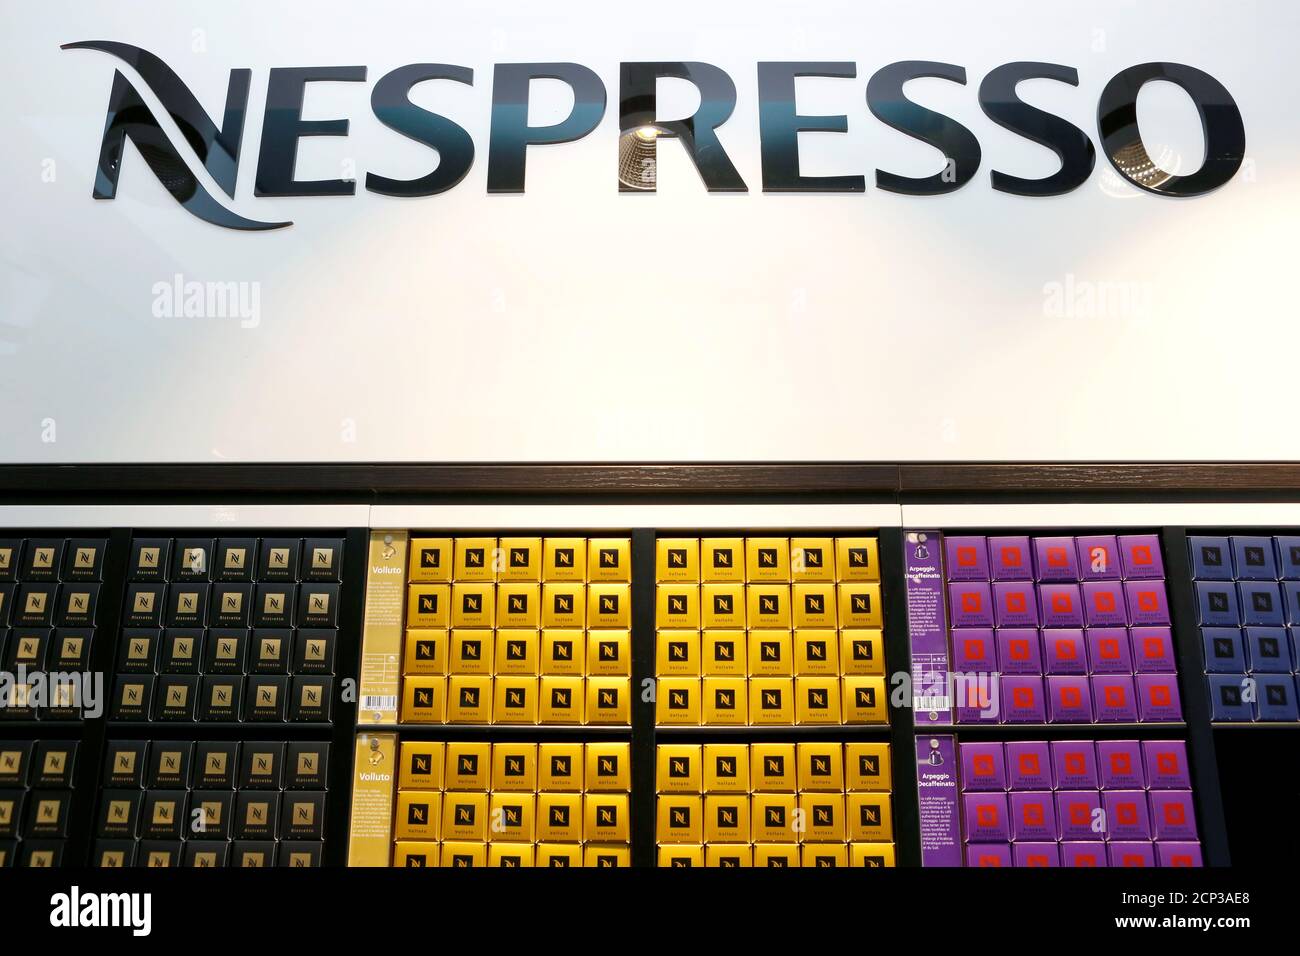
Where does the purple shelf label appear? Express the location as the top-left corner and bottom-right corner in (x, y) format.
(916, 734), (962, 867)
(905, 530), (952, 724)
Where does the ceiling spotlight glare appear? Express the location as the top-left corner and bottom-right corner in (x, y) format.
(618, 126), (659, 190)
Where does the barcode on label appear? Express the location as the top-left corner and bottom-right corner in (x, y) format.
(913, 696), (950, 711)
(362, 695), (397, 712)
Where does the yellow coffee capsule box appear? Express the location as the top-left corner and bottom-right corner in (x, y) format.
(839, 582), (883, 627)
(703, 744), (750, 793)
(746, 537), (790, 582)
(848, 793), (893, 841)
(401, 676), (446, 723)
(453, 537), (497, 581)
(748, 630), (792, 677)
(656, 677), (700, 725)
(493, 676), (538, 724)
(452, 583), (495, 627)
(797, 742), (844, 791)
(495, 629), (539, 676)
(441, 840), (487, 867)
(408, 538), (453, 583)
(702, 584), (746, 628)
(445, 742), (491, 789)
(399, 741), (445, 790)
(584, 792), (629, 842)
(749, 678), (794, 724)
(496, 584), (539, 628)
(751, 793), (798, 841)
(395, 791), (441, 840)
(488, 792), (535, 842)
(446, 675), (492, 723)
(796, 676), (842, 724)
(543, 537), (586, 582)
(539, 676), (584, 724)
(449, 629), (493, 675)
(841, 628), (885, 676)
(541, 583), (585, 628)
(846, 742), (892, 791)
(541, 629), (586, 675)
(706, 845), (753, 867)
(537, 843), (583, 867)
(836, 537), (880, 582)
(792, 583), (837, 628)
(843, 675), (888, 723)
(587, 629), (630, 676)
(588, 584), (631, 628)
(657, 794), (702, 843)
(656, 584), (699, 629)
(790, 537), (836, 582)
(403, 628), (448, 676)
(538, 743), (584, 790)
(793, 629), (839, 676)
(498, 537), (541, 581)
(586, 742), (631, 791)
(700, 538), (745, 583)
(657, 630), (701, 677)
(491, 743), (537, 791)
(751, 743), (797, 790)
(537, 792), (584, 841)
(657, 744), (703, 794)
(406, 584), (450, 628)
(659, 845), (704, 867)
(704, 794), (750, 843)
(656, 538), (699, 583)
(585, 844), (631, 868)
(393, 842), (439, 867)
(747, 584), (791, 628)
(586, 676), (630, 724)
(702, 630), (746, 676)
(850, 842), (896, 867)
(442, 791), (489, 840)
(587, 538), (631, 582)
(488, 843), (535, 867)
(753, 844), (800, 867)
(701, 677), (748, 725)
(802, 843), (848, 867)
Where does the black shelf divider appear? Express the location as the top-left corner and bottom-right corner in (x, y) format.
(880, 526), (921, 867)
(629, 528), (657, 869)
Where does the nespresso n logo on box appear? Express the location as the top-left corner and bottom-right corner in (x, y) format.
(462, 594), (481, 613)
(554, 593), (573, 613)
(465, 548), (484, 567)
(555, 548), (574, 567)
(712, 548), (733, 568)
(510, 548), (529, 567)
(714, 594), (733, 614)
(715, 688), (735, 709)
(600, 595), (618, 614)
(420, 548), (440, 567)
(599, 549), (618, 568)
(668, 549), (687, 567)
(669, 641), (688, 661)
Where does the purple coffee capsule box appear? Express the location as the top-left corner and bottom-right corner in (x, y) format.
(1093, 675), (1139, 722)
(966, 843), (1013, 867)
(1039, 584), (1085, 628)
(952, 628), (996, 672)
(1082, 580), (1128, 627)
(1149, 790), (1197, 840)
(1002, 676), (1047, 723)
(1076, 535), (1121, 580)
(1097, 740), (1146, 789)
(962, 792), (1010, 842)
(1060, 842), (1108, 867)
(1050, 740), (1098, 788)
(1056, 790), (1103, 840)
(959, 741), (1006, 791)
(1047, 675), (1093, 722)
(945, 535), (990, 581)
(1005, 741), (1053, 789)
(955, 680), (1000, 724)
(1109, 842), (1156, 867)
(1130, 626), (1177, 673)
(1013, 842), (1060, 867)
(993, 581), (1040, 627)
(1125, 580), (1171, 625)
(1155, 841), (1203, 867)
(1043, 629), (1087, 675)
(1034, 536), (1080, 582)
(1141, 740), (1190, 789)
(996, 628), (1043, 674)
(1118, 534), (1165, 579)
(949, 582), (994, 628)
(1086, 627), (1133, 674)
(1136, 673), (1182, 721)
(1010, 791), (1058, 841)
(988, 535), (1033, 581)
(1104, 790), (1152, 840)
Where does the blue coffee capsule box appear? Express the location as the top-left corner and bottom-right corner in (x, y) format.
(1231, 535), (1278, 580)
(1188, 536), (1233, 580)
(1196, 582), (1240, 626)
(1201, 627), (1245, 673)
